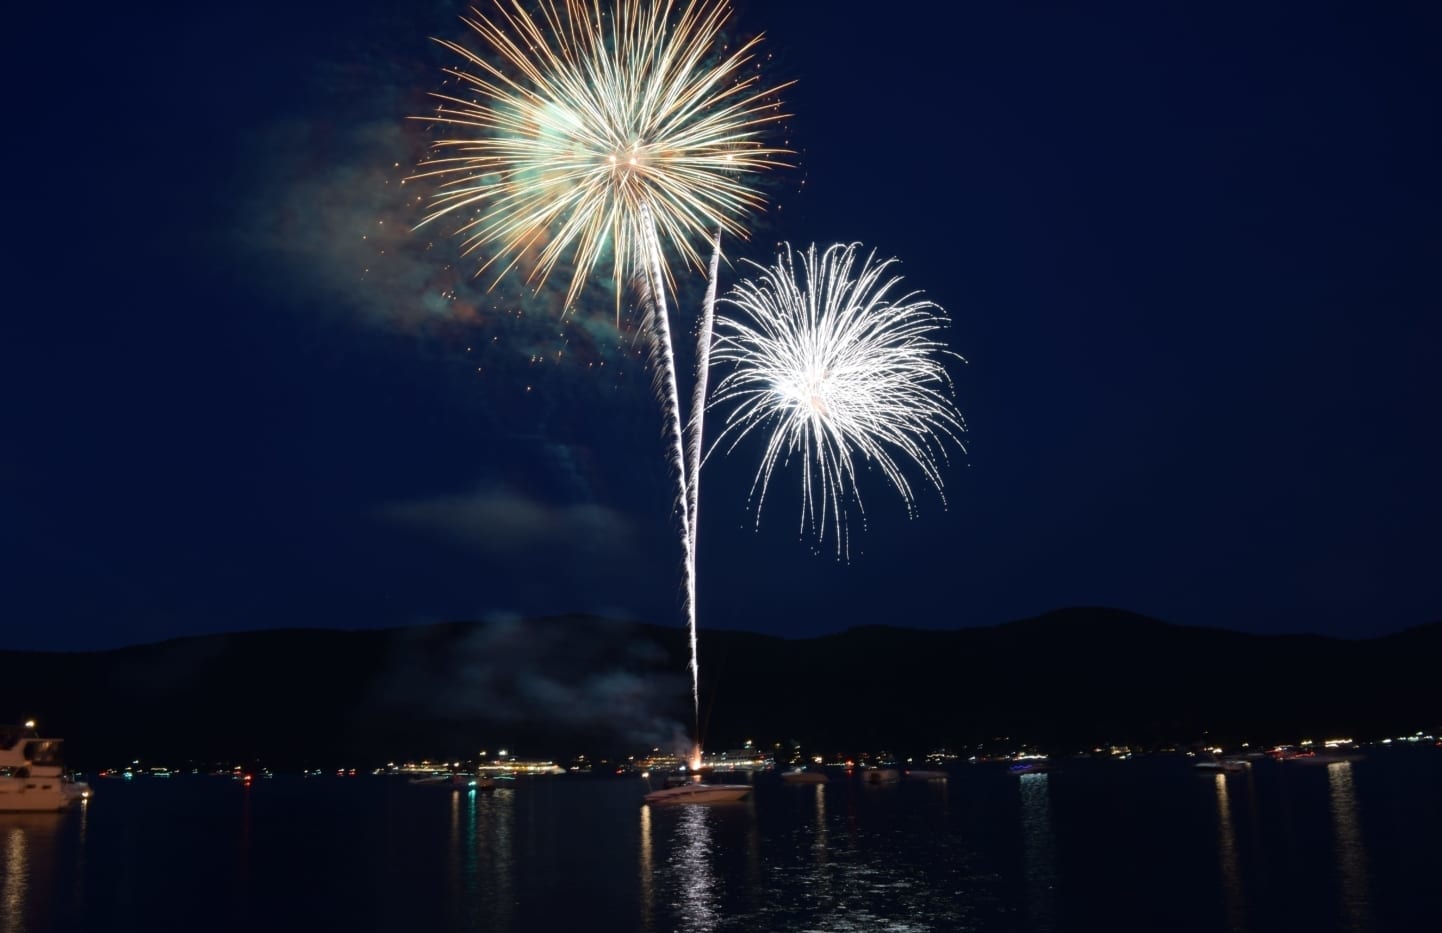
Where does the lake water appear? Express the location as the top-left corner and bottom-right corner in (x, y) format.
(3, 749), (1438, 932)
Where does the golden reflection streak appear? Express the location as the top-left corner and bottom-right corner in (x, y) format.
(639, 804), (654, 933)
(2, 827), (26, 933)
(1327, 762), (1374, 933)
(1213, 773), (1245, 931)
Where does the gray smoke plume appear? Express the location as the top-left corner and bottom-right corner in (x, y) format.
(377, 615), (687, 753)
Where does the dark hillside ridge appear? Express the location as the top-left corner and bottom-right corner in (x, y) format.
(2, 608), (1436, 768)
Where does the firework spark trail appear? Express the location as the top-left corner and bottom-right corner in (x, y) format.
(682, 226), (723, 734)
(635, 202), (696, 719)
(413, 0), (787, 741)
(711, 243), (967, 559)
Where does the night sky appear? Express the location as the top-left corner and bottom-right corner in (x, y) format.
(4, 0), (1439, 651)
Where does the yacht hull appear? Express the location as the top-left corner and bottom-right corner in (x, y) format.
(644, 783), (751, 804)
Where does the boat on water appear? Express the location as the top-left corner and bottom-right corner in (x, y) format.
(863, 767), (901, 784)
(1008, 760), (1051, 775)
(1283, 752), (1366, 766)
(409, 772), (497, 791)
(644, 780), (751, 804)
(1274, 739), (1365, 765)
(904, 769), (948, 781)
(1195, 758), (1251, 773)
(779, 768), (829, 785)
(0, 723), (91, 812)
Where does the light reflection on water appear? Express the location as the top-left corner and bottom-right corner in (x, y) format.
(1019, 772), (1056, 933)
(3, 824), (27, 933)
(1, 753), (1436, 932)
(1213, 772), (1246, 932)
(639, 801), (654, 933)
(445, 786), (516, 930)
(673, 805), (720, 932)
(0, 813), (67, 933)
(813, 783), (828, 863)
(73, 801), (87, 909)
(638, 782), (993, 932)
(1327, 762), (1373, 933)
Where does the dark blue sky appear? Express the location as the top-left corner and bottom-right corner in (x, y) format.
(4, 0), (1439, 650)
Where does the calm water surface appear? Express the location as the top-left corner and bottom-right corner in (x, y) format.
(3, 750), (1438, 932)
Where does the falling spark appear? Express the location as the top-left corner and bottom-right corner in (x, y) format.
(711, 242), (967, 558)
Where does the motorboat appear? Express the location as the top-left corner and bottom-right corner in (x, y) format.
(1007, 759), (1051, 775)
(0, 723), (92, 812)
(1283, 752), (1365, 766)
(779, 768), (829, 784)
(904, 769), (948, 781)
(863, 767), (900, 784)
(409, 772), (497, 792)
(644, 781), (751, 804)
(1194, 758), (1251, 773)
(1278, 740), (1366, 765)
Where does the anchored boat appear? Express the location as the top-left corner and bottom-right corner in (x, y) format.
(643, 776), (751, 804)
(0, 723), (91, 812)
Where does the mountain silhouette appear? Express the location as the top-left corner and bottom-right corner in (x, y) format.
(2, 608), (1436, 769)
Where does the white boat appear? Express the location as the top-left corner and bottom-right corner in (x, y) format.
(643, 782), (751, 804)
(1284, 752), (1366, 766)
(779, 768), (829, 784)
(0, 724), (91, 812)
(1193, 755), (1251, 778)
(904, 769), (948, 781)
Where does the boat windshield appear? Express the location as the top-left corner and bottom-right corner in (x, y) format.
(22, 740), (64, 766)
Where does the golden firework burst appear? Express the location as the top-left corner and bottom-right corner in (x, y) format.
(413, 0), (789, 310)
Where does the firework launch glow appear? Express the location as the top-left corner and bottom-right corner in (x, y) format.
(712, 243), (967, 559)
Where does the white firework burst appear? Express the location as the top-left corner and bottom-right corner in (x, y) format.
(711, 242), (966, 557)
